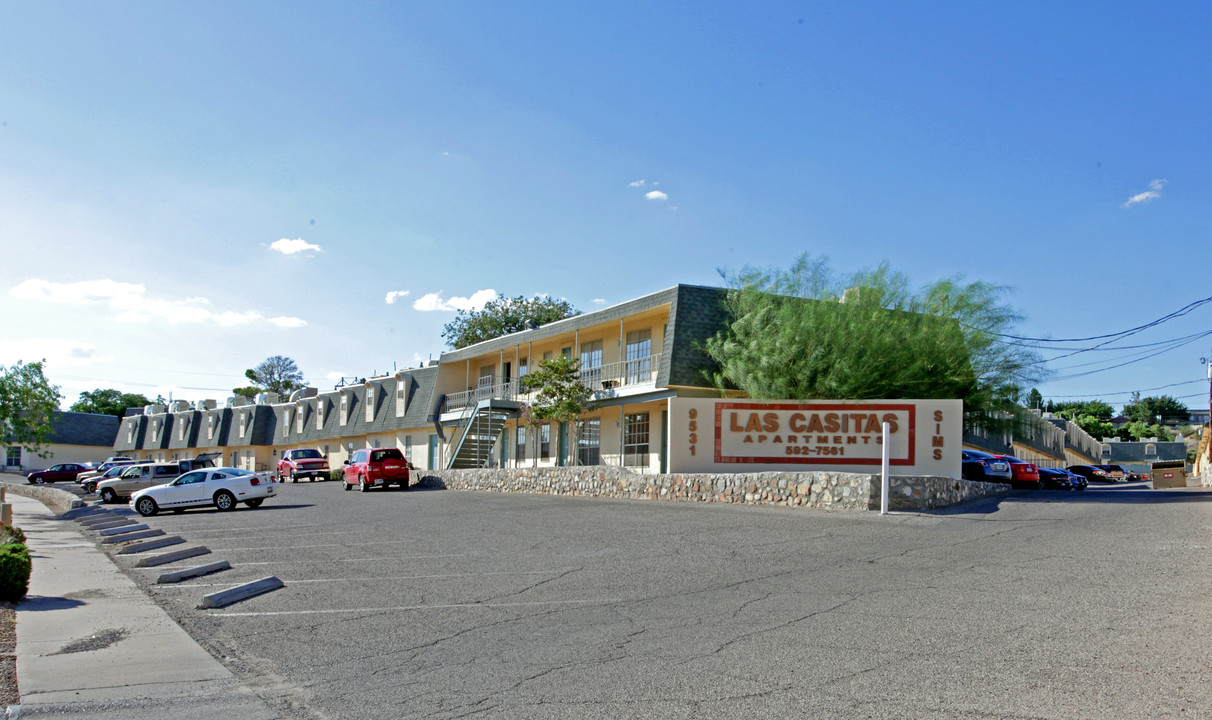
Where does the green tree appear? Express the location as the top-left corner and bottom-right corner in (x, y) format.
(70, 389), (152, 419)
(1051, 400), (1114, 422)
(518, 355), (594, 465)
(704, 254), (1043, 429)
(236, 356), (305, 399)
(1072, 414), (1115, 440)
(442, 296), (579, 350)
(1026, 388), (1043, 410)
(1122, 395), (1189, 426)
(0, 360), (63, 459)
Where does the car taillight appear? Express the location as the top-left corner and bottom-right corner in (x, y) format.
(250, 477), (260, 486)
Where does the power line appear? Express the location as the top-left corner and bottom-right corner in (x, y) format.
(1043, 378), (1207, 399)
(982, 295), (1212, 343)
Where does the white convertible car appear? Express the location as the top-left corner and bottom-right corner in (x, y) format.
(130, 467), (278, 516)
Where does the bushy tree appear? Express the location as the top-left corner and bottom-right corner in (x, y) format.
(235, 356), (305, 399)
(70, 389), (152, 419)
(1122, 394), (1189, 426)
(0, 360), (62, 459)
(1051, 400), (1114, 422)
(518, 355), (593, 465)
(443, 296), (579, 349)
(704, 254), (1043, 429)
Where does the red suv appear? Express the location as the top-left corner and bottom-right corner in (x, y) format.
(997, 455), (1040, 488)
(342, 448), (409, 492)
(277, 448), (330, 483)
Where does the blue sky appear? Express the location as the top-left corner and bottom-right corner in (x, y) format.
(3, 2), (1210, 413)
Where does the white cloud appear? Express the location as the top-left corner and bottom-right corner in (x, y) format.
(270, 238), (322, 254)
(385, 290), (410, 304)
(10, 278), (144, 305)
(9, 279), (306, 329)
(412, 289), (498, 312)
(1122, 179), (1167, 208)
(628, 179), (647, 187)
(592, 298), (606, 304)
(645, 190), (669, 201)
(268, 316), (307, 328)
(325, 371), (346, 380)
(0, 338), (113, 368)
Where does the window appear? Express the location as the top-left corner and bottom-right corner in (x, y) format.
(317, 399), (326, 430)
(518, 358), (528, 380)
(580, 340), (603, 386)
(207, 414), (215, 439)
(239, 412), (247, 437)
(404, 435), (412, 461)
(578, 418), (601, 465)
(541, 424), (551, 460)
(5, 447), (20, 467)
(296, 404), (305, 433)
(624, 412), (650, 467)
(283, 409), (292, 437)
(340, 392), (349, 426)
(1145, 444), (1157, 457)
(625, 329), (652, 384)
(1100, 444), (1111, 458)
(517, 426), (527, 462)
(366, 385), (375, 422)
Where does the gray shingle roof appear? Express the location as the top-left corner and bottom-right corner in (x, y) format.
(46, 411), (120, 447)
(1103, 441), (1186, 464)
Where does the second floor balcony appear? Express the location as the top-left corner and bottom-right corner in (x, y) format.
(443, 353), (663, 414)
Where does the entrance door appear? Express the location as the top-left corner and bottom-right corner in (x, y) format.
(428, 434), (439, 470)
(558, 422), (569, 466)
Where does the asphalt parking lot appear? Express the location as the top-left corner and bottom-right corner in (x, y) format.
(107, 479), (1212, 720)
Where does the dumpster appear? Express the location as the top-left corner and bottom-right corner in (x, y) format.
(1150, 460), (1187, 489)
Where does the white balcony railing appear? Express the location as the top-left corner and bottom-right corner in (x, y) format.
(444, 352), (662, 413)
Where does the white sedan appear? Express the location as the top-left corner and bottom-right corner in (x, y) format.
(130, 467), (277, 516)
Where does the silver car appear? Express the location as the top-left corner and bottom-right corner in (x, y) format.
(96, 462), (184, 504)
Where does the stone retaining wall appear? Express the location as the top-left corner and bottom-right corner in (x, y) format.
(417, 467), (1007, 511)
(0, 480), (84, 514)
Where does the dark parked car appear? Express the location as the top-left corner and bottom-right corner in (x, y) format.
(1068, 465), (1114, 483)
(1038, 467), (1087, 491)
(1095, 464), (1128, 481)
(962, 450), (1013, 483)
(996, 455), (1040, 488)
(26, 463), (92, 485)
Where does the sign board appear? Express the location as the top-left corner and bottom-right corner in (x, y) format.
(668, 398), (962, 477)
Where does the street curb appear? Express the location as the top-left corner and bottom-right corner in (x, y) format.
(199, 576), (284, 609)
(158, 560), (232, 584)
(101, 529), (165, 544)
(77, 513), (119, 526)
(98, 523), (150, 536)
(137, 546), (211, 568)
(117, 536), (184, 554)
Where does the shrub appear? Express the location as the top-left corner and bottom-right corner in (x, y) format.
(0, 543), (31, 602)
(329, 469), (344, 482)
(0, 525), (25, 546)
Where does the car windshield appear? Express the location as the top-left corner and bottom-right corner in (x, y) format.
(293, 449), (323, 459)
(370, 449), (403, 462)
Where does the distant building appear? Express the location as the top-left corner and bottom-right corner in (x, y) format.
(1099, 438), (1187, 476)
(4, 411), (120, 472)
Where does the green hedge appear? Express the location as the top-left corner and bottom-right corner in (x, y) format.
(0, 543), (30, 602)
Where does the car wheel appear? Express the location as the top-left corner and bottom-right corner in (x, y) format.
(291, 471), (298, 484)
(100, 488), (118, 504)
(245, 498), (264, 508)
(84, 482), (97, 494)
(359, 475), (368, 492)
(214, 490), (236, 511)
(135, 496), (158, 517)
(343, 479), (351, 491)
(32, 477), (45, 485)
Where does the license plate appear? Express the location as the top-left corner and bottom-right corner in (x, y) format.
(267, 488), (275, 494)
(992, 463), (1007, 471)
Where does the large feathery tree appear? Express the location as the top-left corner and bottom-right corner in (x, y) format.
(704, 254), (1043, 430)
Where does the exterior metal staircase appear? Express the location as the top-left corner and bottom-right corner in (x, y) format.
(446, 399), (523, 469)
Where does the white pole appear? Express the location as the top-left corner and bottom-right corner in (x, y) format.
(880, 421), (891, 515)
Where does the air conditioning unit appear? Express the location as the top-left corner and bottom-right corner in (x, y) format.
(256, 392), (279, 405)
(199, 399), (217, 411)
(232, 396), (250, 407)
(171, 400), (190, 412)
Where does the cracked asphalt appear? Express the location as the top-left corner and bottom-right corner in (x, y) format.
(111, 480), (1212, 719)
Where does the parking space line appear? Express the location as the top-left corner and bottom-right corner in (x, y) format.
(155, 569), (581, 588)
(207, 539), (436, 552)
(239, 554), (466, 564)
(213, 598), (625, 617)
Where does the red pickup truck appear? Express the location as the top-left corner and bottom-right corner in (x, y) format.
(277, 448), (330, 483)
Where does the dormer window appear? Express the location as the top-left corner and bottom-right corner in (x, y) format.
(1145, 443), (1157, 457)
(296, 403), (305, 434)
(317, 398), (326, 430)
(283, 409), (292, 437)
(239, 411), (247, 438)
(339, 391), (349, 426)
(365, 384), (375, 423)
(207, 414), (215, 440)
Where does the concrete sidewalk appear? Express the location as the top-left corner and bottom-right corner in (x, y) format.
(11, 493), (278, 719)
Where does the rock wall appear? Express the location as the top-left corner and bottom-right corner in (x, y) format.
(0, 480), (84, 513)
(417, 467), (1007, 511)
